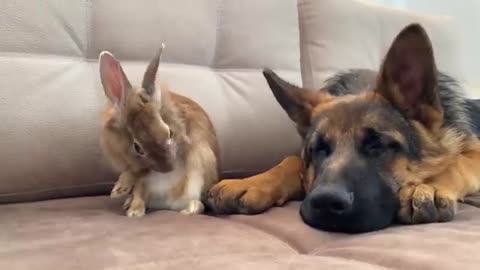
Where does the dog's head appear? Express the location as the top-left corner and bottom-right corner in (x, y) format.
(264, 24), (444, 233)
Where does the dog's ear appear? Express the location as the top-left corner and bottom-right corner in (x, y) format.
(263, 69), (328, 137)
(376, 23), (442, 130)
(99, 51), (132, 107)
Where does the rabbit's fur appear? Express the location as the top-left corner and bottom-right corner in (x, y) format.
(99, 46), (219, 217)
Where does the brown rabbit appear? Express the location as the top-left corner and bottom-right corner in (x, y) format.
(99, 44), (219, 217)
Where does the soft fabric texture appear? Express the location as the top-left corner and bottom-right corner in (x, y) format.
(0, 0), (473, 202)
(1, 0), (480, 269)
(2, 197), (480, 270)
(0, 0), (302, 202)
(298, 0), (465, 90)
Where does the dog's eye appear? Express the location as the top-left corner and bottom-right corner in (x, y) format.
(313, 139), (331, 158)
(133, 141), (145, 156)
(362, 128), (384, 156)
(362, 128), (400, 157)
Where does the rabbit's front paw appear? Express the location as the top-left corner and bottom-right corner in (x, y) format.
(122, 196), (132, 210)
(180, 200), (205, 215)
(111, 173), (135, 198)
(111, 182), (132, 198)
(126, 199), (146, 218)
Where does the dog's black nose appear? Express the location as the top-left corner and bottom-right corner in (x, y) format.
(300, 178), (399, 233)
(308, 185), (353, 215)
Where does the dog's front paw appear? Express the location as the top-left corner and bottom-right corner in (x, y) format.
(207, 179), (277, 215)
(398, 184), (457, 224)
(126, 199), (146, 218)
(180, 200), (205, 215)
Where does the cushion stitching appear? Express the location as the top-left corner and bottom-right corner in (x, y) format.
(85, 0), (92, 59)
(0, 52), (301, 73)
(312, 254), (395, 270)
(215, 217), (300, 254)
(101, 253), (300, 270)
(100, 254), (398, 270)
(226, 217), (307, 254)
(310, 249), (401, 270)
(0, 182), (113, 197)
(0, 170), (261, 198)
(297, 0), (315, 88)
(211, 0), (224, 68)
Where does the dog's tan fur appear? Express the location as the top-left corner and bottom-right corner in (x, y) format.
(99, 48), (218, 217)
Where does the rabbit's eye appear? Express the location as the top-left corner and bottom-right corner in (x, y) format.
(169, 129), (173, 139)
(133, 141), (144, 156)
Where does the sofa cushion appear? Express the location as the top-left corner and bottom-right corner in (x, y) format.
(298, 0), (466, 92)
(0, 0), (302, 203)
(0, 196), (297, 269)
(0, 1), (87, 57)
(2, 196), (480, 270)
(229, 202), (480, 270)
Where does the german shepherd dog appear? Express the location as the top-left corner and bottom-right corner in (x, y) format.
(207, 24), (480, 233)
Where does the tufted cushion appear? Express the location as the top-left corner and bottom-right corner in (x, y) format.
(298, 0), (466, 92)
(0, 0), (302, 203)
(2, 1), (480, 270)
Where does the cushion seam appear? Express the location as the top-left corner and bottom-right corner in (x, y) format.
(0, 182), (114, 198)
(0, 52), (301, 73)
(85, 0), (92, 58)
(216, 217), (300, 254)
(297, 0), (315, 88)
(0, 170), (261, 198)
(211, 0), (224, 68)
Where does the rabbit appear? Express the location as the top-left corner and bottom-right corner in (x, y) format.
(98, 44), (219, 217)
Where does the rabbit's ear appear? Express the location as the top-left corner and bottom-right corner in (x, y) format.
(142, 44), (165, 97)
(99, 51), (132, 106)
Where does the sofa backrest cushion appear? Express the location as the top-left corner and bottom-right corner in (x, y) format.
(0, 0), (302, 203)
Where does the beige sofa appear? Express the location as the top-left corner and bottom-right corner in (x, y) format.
(2, 0), (480, 269)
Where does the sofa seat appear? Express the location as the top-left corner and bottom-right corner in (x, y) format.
(2, 196), (480, 270)
(2, 1), (480, 269)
